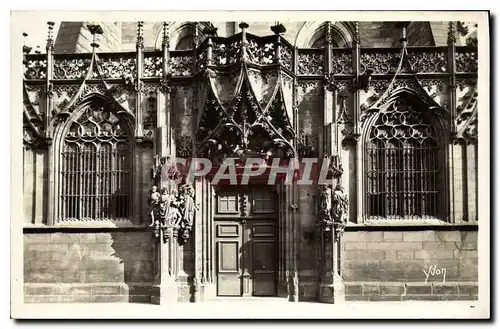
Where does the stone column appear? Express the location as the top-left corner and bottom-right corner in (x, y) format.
(318, 23), (346, 302)
(151, 22), (179, 305)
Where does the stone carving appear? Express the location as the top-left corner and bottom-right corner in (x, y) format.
(419, 79), (445, 93)
(178, 184), (197, 243)
(297, 131), (317, 157)
(331, 52), (353, 75)
(213, 41), (229, 65)
(319, 185), (332, 222)
(455, 50), (478, 72)
(54, 58), (91, 79)
(407, 51), (447, 73)
(227, 40), (241, 64)
(150, 156), (197, 245)
(325, 154), (343, 180)
(261, 42), (276, 64)
(144, 55), (163, 78)
(360, 51), (400, 74)
(24, 58), (47, 79)
(170, 55), (193, 77)
(281, 43), (293, 71)
(98, 55), (136, 79)
(298, 51), (324, 75)
(332, 184), (348, 241)
(148, 186), (161, 227)
(176, 135), (194, 158)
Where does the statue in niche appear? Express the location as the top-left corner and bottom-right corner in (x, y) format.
(177, 183), (197, 244)
(332, 184), (348, 224)
(319, 185), (332, 223)
(148, 186), (161, 227)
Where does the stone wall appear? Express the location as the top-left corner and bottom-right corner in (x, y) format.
(341, 228), (478, 301)
(24, 231), (154, 303)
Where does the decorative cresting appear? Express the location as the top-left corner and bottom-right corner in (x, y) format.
(47, 26), (137, 145)
(195, 23), (296, 163)
(360, 25), (448, 126)
(149, 156), (198, 245)
(59, 99), (133, 222)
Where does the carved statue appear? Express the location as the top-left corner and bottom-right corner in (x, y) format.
(319, 185), (332, 222)
(332, 184), (348, 223)
(148, 186), (161, 227)
(156, 188), (172, 227)
(177, 183), (198, 244)
(180, 184), (196, 227)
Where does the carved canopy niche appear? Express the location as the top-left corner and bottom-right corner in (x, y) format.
(195, 65), (296, 165)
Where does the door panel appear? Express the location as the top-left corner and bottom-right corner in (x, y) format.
(216, 222), (242, 296)
(215, 198), (277, 298)
(251, 222), (277, 296)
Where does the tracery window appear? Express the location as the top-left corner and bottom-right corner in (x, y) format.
(365, 100), (443, 220)
(59, 103), (133, 221)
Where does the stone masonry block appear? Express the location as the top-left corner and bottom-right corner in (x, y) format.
(415, 249), (454, 260)
(405, 283), (432, 295)
(383, 231), (403, 242)
(344, 283), (362, 295)
(458, 283), (478, 296)
(380, 283), (405, 296)
(362, 283), (380, 296)
(432, 283), (459, 296)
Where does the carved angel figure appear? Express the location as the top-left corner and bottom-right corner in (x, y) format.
(332, 184), (349, 223)
(179, 184), (196, 227)
(319, 185), (332, 220)
(156, 188), (174, 227)
(148, 186), (161, 227)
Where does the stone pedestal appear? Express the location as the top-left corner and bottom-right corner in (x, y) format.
(151, 230), (179, 304)
(318, 227), (345, 303)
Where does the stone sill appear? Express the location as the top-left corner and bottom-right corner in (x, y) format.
(23, 222), (149, 233)
(346, 220), (478, 231)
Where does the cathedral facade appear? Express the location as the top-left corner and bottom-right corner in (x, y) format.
(22, 20), (479, 303)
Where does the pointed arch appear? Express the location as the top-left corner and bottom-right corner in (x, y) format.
(361, 91), (448, 221)
(153, 21), (217, 50)
(52, 94), (135, 223)
(295, 21), (353, 48)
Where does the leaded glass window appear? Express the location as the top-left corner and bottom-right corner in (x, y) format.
(365, 100), (442, 220)
(59, 103), (132, 221)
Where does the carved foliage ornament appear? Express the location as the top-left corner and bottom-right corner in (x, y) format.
(298, 51), (324, 75)
(144, 55), (163, 78)
(169, 55), (193, 77)
(25, 58), (47, 79)
(54, 58), (91, 79)
(98, 55), (137, 79)
(455, 51), (478, 72)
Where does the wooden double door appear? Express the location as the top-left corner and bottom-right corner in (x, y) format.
(215, 218), (277, 297)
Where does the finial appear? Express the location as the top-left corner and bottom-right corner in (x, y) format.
(202, 24), (218, 36)
(193, 22), (199, 48)
(136, 21), (144, 49)
(46, 21), (55, 51)
(270, 22), (286, 35)
(87, 24), (103, 48)
(354, 22), (360, 45)
(22, 32), (32, 54)
(447, 21), (456, 45)
(162, 22), (170, 48)
(239, 22), (249, 30)
(396, 21), (409, 45)
(325, 21), (332, 45)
